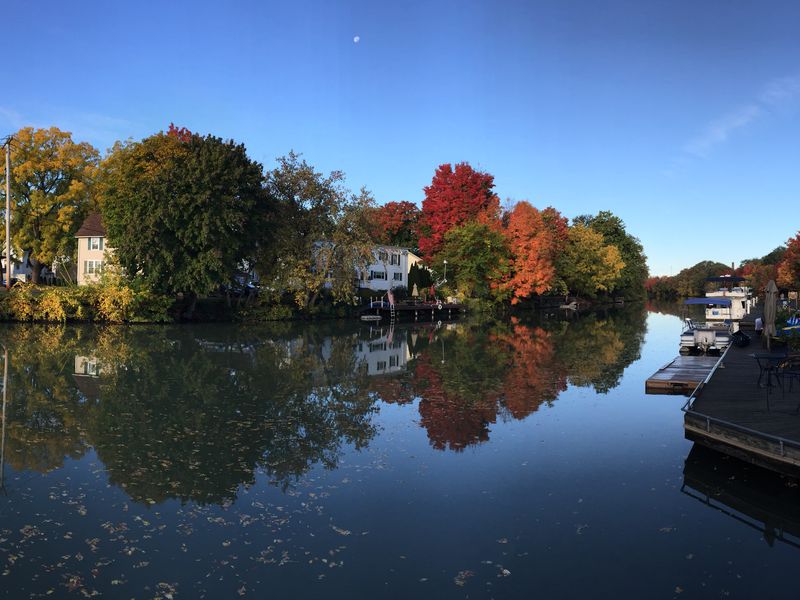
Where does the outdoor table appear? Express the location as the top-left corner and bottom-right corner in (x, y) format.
(751, 352), (788, 388)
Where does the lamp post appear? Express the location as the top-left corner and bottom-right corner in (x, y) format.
(443, 260), (447, 282)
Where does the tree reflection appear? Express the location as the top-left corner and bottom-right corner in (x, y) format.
(0, 305), (648, 505)
(0, 324), (378, 505)
(399, 305), (647, 451)
(0, 326), (89, 473)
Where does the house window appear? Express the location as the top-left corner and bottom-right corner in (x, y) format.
(88, 237), (103, 250)
(376, 361), (387, 371)
(370, 271), (386, 280)
(393, 272), (403, 281)
(378, 250), (388, 261)
(389, 355), (399, 368)
(390, 253), (400, 266)
(83, 360), (99, 376)
(84, 260), (104, 275)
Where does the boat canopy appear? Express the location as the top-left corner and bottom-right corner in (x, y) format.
(706, 276), (746, 283)
(684, 297), (732, 307)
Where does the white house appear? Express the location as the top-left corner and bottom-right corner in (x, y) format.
(356, 246), (422, 292)
(1, 250), (56, 284)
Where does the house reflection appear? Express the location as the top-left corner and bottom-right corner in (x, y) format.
(682, 445), (800, 549)
(73, 355), (104, 403)
(355, 325), (411, 376)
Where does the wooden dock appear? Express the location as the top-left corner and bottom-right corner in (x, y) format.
(645, 355), (721, 395)
(683, 334), (800, 478)
(359, 302), (463, 321)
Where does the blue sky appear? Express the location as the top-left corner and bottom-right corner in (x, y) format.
(4, 0), (800, 275)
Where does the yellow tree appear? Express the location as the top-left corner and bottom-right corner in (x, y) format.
(2, 127), (99, 282)
(557, 224), (625, 298)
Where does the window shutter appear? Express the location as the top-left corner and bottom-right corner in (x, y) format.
(100, 237), (104, 251)
(88, 238), (91, 250)
(83, 261), (87, 274)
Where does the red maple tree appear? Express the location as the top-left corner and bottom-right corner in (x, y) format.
(418, 163), (500, 257)
(371, 201), (420, 247)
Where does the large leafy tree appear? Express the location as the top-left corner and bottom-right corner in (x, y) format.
(503, 201), (565, 302)
(259, 152), (375, 310)
(436, 221), (510, 300)
(574, 211), (648, 299)
(98, 130), (271, 310)
(1, 127), (99, 282)
(557, 224), (625, 298)
(371, 200), (420, 248)
(418, 162), (500, 258)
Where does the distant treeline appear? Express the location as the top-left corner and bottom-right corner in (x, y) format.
(645, 245), (790, 299)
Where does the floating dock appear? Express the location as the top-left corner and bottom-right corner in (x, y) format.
(682, 337), (800, 478)
(645, 355), (721, 395)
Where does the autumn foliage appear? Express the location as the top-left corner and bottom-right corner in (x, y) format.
(777, 233), (800, 290)
(418, 163), (500, 257)
(502, 202), (567, 302)
(167, 123), (193, 142)
(370, 200), (420, 248)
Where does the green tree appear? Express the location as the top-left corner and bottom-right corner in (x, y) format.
(574, 211), (648, 299)
(436, 221), (510, 301)
(1, 127), (99, 282)
(557, 224), (625, 298)
(259, 152), (376, 311)
(98, 130), (272, 312)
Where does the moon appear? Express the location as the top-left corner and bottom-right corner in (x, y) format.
(353, 35), (360, 44)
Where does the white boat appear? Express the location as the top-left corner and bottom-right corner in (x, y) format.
(360, 314), (383, 322)
(679, 298), (733, 355)
(703, 276), (754, 326)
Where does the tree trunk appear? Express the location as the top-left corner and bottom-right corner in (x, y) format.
(30, 259), (42, 284)
(183, 293), (197, 320)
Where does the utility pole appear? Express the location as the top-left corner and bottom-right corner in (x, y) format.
(4, 138), (10, 290)
(1, 346), (7, 495)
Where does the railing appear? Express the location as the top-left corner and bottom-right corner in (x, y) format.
(681, 345), (800, 457)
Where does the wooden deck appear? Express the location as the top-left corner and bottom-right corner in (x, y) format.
(645, 355), (721, 395)
(683, 333), (800, 477)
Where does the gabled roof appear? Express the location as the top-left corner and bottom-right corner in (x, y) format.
(75, 213), (106, 237)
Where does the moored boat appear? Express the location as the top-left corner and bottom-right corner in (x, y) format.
(680, 298), (733, 355)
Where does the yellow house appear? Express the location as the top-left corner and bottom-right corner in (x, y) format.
(75, 213), (113, 285)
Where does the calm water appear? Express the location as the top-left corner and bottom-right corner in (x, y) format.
(1, 306), (799, 599)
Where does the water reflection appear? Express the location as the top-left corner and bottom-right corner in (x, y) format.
(682, 445), (800, 549)
(0, 305), (646, 505)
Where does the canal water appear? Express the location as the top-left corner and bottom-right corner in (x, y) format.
(1, 305), (798, 598)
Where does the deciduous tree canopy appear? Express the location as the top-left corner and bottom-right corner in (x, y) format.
(777, 233), (800, 291)
(502, 201), (566, 302)
(419, 163), (500, 258)
(98, 130), (272, 308)
(557, 224), (625, 298)
(574, 211), (648, 299)
(2, 127), (99, 283)
(259, 152), (375, 310)
(370, 200), (420, 249)
(436, 221), (510, 301)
